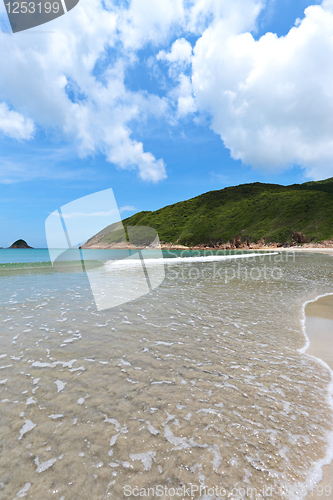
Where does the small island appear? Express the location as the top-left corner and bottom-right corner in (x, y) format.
(9, 239), (33, 249)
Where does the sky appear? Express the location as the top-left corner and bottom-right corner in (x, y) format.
(0, 0), (332, 247)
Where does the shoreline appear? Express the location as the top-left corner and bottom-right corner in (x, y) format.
(303, 294), (333, 498)
(187, 243), (333, 251)
(82, 241), (333, 252)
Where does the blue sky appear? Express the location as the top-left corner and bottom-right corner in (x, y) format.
(0, 0), (332, 247)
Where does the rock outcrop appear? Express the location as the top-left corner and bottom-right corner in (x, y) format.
(292, 232), (309, 244)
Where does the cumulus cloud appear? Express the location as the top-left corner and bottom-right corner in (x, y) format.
(191, 2), (333, 178)
(157, 39), (195, 117)
(157, 38), (192, 67)
(0, 0), (169, 182)
(0, 0), (266, 182)
(2, 0), (333, 181)
(186, 0), (264, 34)
(176, 74), (196, 118)
(119, 0), (185, 50)
(0, 103), (34, 140)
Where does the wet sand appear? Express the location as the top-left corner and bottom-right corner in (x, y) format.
(305, 294), (333, 499)
(306, 294), (333, 366)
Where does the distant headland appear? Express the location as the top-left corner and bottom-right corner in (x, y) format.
(82, 177), (333, 250)
(9, 239), (33, 249)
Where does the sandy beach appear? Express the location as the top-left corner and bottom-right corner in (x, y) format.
(305, 294), (333, 499)
(253, 247), (333, 256)
(272, 248), (333, 255)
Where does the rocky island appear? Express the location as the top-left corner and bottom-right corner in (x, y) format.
(9, 239), (33, 249)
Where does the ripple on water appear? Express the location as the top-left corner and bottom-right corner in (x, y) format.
(0, 253), (332, 498)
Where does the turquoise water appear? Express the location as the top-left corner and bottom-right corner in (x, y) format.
(0, 248), (53, 264)
(0, 248), (134, 271)
(0, 248), (124, 266)
(0, 248), (261, 270)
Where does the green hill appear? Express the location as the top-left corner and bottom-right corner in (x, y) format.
(87, 178), (333, 247)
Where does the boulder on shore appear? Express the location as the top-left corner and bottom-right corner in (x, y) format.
(9, 239), (33, 249)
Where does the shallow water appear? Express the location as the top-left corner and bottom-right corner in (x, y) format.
(0, 251), (333, 499)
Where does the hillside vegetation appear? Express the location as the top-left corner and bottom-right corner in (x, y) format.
(89, 178), (333, 247)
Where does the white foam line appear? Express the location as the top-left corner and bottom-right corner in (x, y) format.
(299, 292), (333, 355)
(105, 252), (279, 269)
(298, 292), (333, 497)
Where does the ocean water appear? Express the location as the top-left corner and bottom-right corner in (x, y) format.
(0, 248), (140, 269)
(0, 248), (260, 266)
(0, 249), (333, 499)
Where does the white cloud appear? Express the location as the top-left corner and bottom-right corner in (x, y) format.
(0, 0), (169, 182)
(186, 0), (264, 34)
(119, 0), (185, 50)
(0, 0), (266, 182)
(157, 38), (192, 66)
(157, 38), (195, 118)
(60, 209), (119, 219)
(120, 205), (136, 213)
(0, 103), (34, 140)
(3, 0), (333, 182)
(175, 74), (196, 118)
(191, 2), (333, 178)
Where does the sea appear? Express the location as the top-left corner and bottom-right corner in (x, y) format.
(0, 248), (333, 500)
